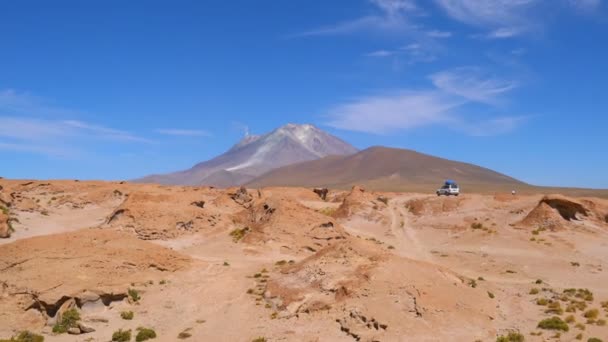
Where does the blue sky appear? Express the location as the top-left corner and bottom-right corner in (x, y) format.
(1, 0), (607, 188)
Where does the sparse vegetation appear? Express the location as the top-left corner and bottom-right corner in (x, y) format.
(252, 338), (267, 342)
(319, 207), (336, 216)
(496, 332), (524, 342)
(177, 331), (192, 339)
(468, 279), (477, 288)
(571, 261), (581, 267)
(587, 339), (603, 342)
(576, 333), (583, 340)
(565, 315), (576, 323)
(159, 280), (167, 285)
(596, 319), (606, 326)
(471, 222), (483, 229)
(275, 260), (287, 266)
(505, 270), (516, 274)
(537, 316), (569, 331)
(52, 308), (80, 333)
(545, 301), (563, 315)
(584, 309), (599, 319)
(488, 291), (495, 299)
(121, 311), (134, 320)
(229, 227), (250, 242)
(135, 327), (156, 341)
(530, 288), (540, 295)
(128, 288), (141, 302)
(537, 298), (549, 306)
(112, 329), (132, 342)
(223, 261), (230, 266)
(377, 196), (389, 205)
(535, 279), (543, 284)
(0, 331), (44, 342)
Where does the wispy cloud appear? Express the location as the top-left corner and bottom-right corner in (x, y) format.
(325, 67), (523, 135)
(296, 0), (421, 37)
(156, 129), (211, 137)
(365, 42), (438, 63)
(0, 90), (152, 157)
(434, 0), (540, 38)
(426, 30), (453, 38)
(430, 67), (517, 104)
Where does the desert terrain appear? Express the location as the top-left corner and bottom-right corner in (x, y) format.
(1, 179), (608, 341)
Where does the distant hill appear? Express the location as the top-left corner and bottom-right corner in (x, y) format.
(135, 124), (358, 186)
(246, 146), (527, 192)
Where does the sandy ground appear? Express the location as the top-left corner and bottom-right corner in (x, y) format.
(1, 179), (608, 341)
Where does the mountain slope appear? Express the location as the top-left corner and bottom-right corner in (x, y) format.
(246, 146), (526, 191)
(136, 124), (358, 186)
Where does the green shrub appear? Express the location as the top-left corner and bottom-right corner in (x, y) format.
(229, 227), (250, 242)
(538, 317), (569, 331)
(135, 327), (156, 341)
(112, 329), (132, 342)
(496, 332), (524, 342)
(121, 311), (134, 320)
(536, 298), (548, 306)
(584, 309), (599, 319)
(0, 331), (44, 342)
(128, 288), (140, 302)
(52, 308), (80, 333)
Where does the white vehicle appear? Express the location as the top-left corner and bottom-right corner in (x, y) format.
(436, 181), (460, 196)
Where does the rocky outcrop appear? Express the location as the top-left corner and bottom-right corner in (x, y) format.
(0, 209), (11, 238)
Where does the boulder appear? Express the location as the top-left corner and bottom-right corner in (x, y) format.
(55, 298), (77, 324)
(78, 322), (95, 333)
(67, 327), (81, 335)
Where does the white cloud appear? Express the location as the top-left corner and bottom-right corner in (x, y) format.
(156, 129), (211, 137)
(326, 67), (522, 135)
(434, 0), (540, 38)
(326, 91), (461, 134)
(426, 30), (453, 38)
(430, 67), (517, 104)
(0, 90), (152, 157)
(297, 0), (420, 37)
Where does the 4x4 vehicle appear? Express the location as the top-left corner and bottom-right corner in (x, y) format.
(437, 180), (460, 196)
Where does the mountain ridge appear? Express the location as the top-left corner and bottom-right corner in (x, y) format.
(135, 123), (358, 186)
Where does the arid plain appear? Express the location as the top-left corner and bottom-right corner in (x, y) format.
(1, 179), (608, 341)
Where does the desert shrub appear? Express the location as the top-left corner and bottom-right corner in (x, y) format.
(545, 301), (563, 315)
(229, 227), (250, 242)
(159, 280), (167, 285)
(584, 309), (599, 319)
(112, 329), (131, 342)
(571, 261), (581, 267)
(254, 273), (262, 278)
(596, 319), (606, 326)
(587, 339), (603, 342)
(270, 312), (278, 319)
(223, 261), (230, 266)
(535, 279), (543, 284)
(252, 338), (267, 342)
(471, 222), (483, 229)
(0, 331), (44, 342)
(575, 323), (586, 330)
(275, 260), (287, 266)
(468, 279), (477, 288)
(537, 298), (548, 306)
(488, 291), (495, 299)
(135, 327), (156, 342)
(537, 317), (569, 331)
(128, 288), (140, 302)
(319, 207), (336, 216)
(121, 311), (134, 320)
(496, 332), (524, 342)
(177, 331), (191, 339)
(52, 308), (80, 333)
(565, 315), (576, 323)
(506, 270), (516, 274)
(377, 196), (389, 205)
(530, 288), (540, 295)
